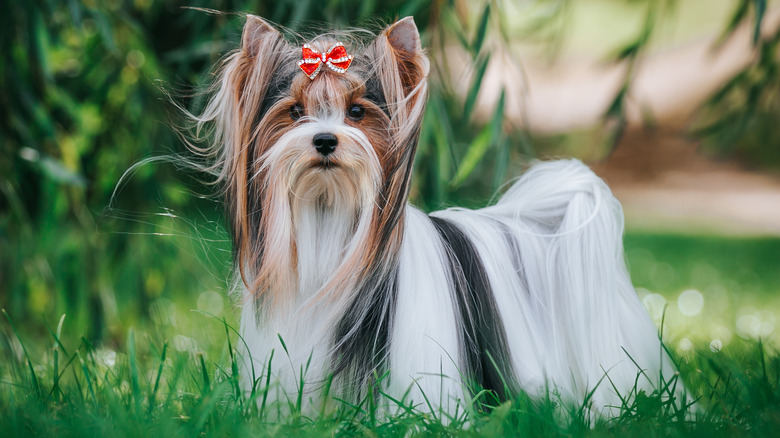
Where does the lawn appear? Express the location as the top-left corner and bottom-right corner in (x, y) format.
(2, 232), (780, 437)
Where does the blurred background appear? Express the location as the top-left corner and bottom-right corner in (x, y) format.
(1, 0), (779, 358)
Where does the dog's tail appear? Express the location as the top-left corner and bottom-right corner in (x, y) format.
(481, 159), (684, 415)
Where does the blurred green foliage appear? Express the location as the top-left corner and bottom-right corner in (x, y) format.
(1, 0), (779, 345)
(0, 0), (516, 341)
(1, 0), (245, 341)
(693, 0), (780, 170)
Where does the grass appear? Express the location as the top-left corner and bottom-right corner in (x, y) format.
(2, 232), (780, 437)
(624, 233), (780, 351)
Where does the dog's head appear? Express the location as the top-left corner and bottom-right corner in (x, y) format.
(195, 16), (429, 304)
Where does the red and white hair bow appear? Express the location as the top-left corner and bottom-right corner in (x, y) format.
(297, 42), (354, 80)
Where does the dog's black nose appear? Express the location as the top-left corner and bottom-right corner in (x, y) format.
(313, 132), (338, 156)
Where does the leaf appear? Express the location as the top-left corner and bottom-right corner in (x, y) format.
(471, 3), (491, 56)
(462, 53), (491, 121)
(753, 0), (766, 45)
(443, 8), (471, 50)
(604, 82), (628, 120)
(612, 40), (642, 62)
(489, 88), (506, 140)
(717, 0), (750, 45)
(452, 89), (505, 187)
(451, 125), (491, 187)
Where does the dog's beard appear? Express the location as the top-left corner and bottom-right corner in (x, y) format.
(256, 121), (382, 307)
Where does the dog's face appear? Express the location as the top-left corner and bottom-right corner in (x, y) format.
(199, 16), (429, 303)
(255, 45), (387, 209)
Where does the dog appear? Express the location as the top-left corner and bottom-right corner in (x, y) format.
(188, 14), (683, 417)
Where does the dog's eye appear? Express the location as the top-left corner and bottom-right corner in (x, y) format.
(347, 104), (365, 121)
(289, 103), (304, 120)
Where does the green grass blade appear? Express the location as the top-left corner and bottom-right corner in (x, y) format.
(2, 309), (41, 398)
(44, 314), (68, 398)
(52, 345), (60, 400)
(192, 309), (257, 388)
(224, 320), (241, 402)
(77, 351), (97, 404)
(199, 352), (211, 395)
(319, 373), (334, 418)
(127, 328), (141, 413)
(147, 341), (168, 415)
(259, 349), (274, 418)
(49, 314), (68, 355)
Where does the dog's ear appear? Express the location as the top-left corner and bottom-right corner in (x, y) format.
(381, 17), (427, 94)
(242, 14), (282, 57)
(203, 15), (289, 284)
(387, 17), (422, 55)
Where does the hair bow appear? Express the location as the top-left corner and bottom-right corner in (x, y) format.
(297, 43), (354, 80)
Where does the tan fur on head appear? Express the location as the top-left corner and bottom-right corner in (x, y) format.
(186, 15), (429, 310)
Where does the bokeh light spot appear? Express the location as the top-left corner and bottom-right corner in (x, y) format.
(197, 291), (224, 315)
(737, 314), (761, 339)
(710, 339), (723, 352)
(711, 326), (733, 346)
(642, 293), (667, 321)
(737, 309), (777, 339)
(678, 338), (693, 352)
(677, 289), (704, 316)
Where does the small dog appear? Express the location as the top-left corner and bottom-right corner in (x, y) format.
(191, 15), (682, 416)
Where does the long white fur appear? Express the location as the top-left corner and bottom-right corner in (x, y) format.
(433, 159), (677, 414)
(204, 16), (685, 420)
(238, 110), (382, 408)
(239, 156), (680, 416)
(389, 207), (463, 415)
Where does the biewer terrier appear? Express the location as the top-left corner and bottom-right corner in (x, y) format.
(191, 15), (683, 416)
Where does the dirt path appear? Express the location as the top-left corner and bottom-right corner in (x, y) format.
(592, 130), (780, 237)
